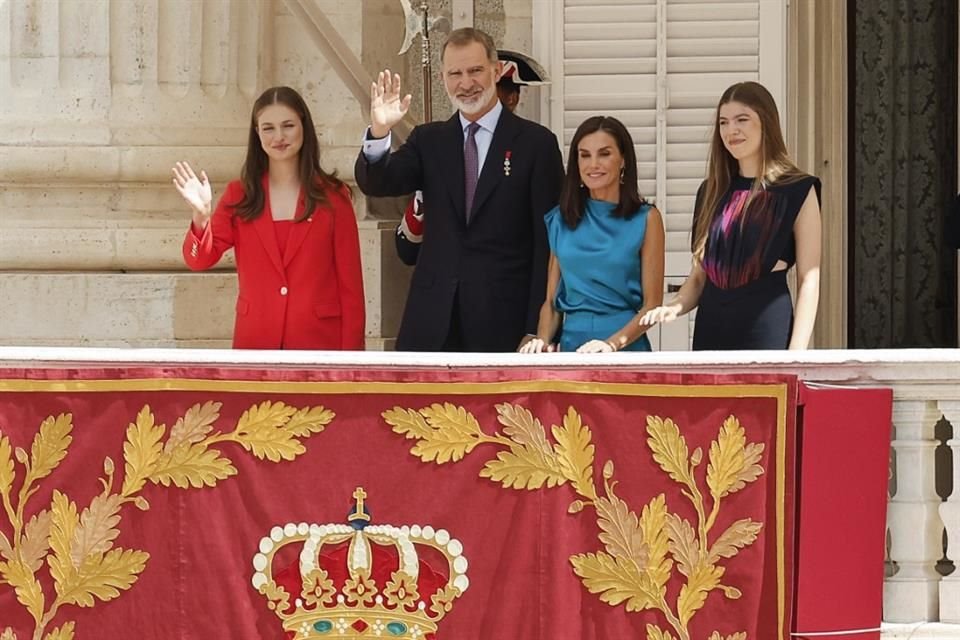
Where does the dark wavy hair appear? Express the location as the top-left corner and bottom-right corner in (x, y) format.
(558, 115), (646, 229)
(236, 86), (346, 222)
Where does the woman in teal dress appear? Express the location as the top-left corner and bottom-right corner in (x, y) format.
(520, 116), (665, 353)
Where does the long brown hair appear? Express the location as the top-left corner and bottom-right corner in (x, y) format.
(559, 116), (646, 229)
(236, 86), (346, 222)
(692, 82), (805, 259)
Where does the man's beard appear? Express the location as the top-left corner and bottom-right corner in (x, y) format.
(447, 83), (496, 115)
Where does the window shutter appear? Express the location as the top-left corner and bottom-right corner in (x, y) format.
(556, 0), (778, 273)
(539, 0), (785, 349)
(664, 1), (763, 271)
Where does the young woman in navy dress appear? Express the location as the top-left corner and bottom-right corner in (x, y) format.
(641, 82), (821, 350)
(521, 116), (665, 353)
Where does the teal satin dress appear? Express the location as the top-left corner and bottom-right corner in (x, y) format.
(545, 200), (652, 352)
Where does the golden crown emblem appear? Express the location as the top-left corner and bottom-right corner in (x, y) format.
(252, 487), (469, 639)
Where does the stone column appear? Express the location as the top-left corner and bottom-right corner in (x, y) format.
(884, 400), (945, 621)
(938, 401), (960, 623)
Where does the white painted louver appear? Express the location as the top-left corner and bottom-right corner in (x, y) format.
(543, 0), (784, 276)
(534, 0), (785, 350)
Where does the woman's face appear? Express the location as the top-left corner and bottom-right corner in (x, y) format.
(256, 103), (304, 162)
(718, 100), (763, 163)
(577, 130), (623, 201)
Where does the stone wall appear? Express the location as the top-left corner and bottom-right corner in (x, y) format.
(0, 0), (533, 349)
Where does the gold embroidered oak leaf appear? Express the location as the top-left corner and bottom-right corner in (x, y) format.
(164, 401), (221, 453)
(646, 417), (693, 487)
(1, 627), (17, 640)
(0, 532), (11, 563)
(570, 551), (660, 612)
(414, 403), (486, 463)
(487, 404), (565, 487)
(121, 406), (165, 496)
(496, 404), (553, 454)
(385, 404), (487, 464)
(706, 416), (764, 499)
(71, 493), (122, 567)
(1, 557), (44, 622)
(20, 510), (53, 573)
(646, 624), (677, 640)
(382, 408), (433, 441)
(60, 547), (149, 607)
(232, 401), (302, 462)
(708, 632), (746, 640)
(283, 406), (336, 437)
(28, 414), (73, 483)
(664, 512), (699, 577)
(551, 407), (596, 500)
(594, 494), (647, 571)
(677, 562), (724, 627)
(639, 494), (673, 589)
(0, 432), (14, 501)
(150, 442), (236, 489)
(480, 446), (566, 489)
(43, 621), (75, 640)
(48, 490), (80, 592)
(708, 518), (763, 565)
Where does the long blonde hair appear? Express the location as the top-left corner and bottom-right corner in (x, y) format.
(692, 82), (805, 259)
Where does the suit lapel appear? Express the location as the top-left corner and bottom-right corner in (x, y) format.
(469, 108), (520, 223)
(440, 114), (467, 224)
(251, 175), (286, 276)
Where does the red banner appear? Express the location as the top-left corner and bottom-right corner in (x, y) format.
(0, 366), (797, 640)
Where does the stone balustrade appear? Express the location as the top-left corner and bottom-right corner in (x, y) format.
(0, 346), (956, 637)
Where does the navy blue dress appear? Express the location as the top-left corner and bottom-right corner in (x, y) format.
(693, 174), (821, 350)
(546, 200), (653, 352)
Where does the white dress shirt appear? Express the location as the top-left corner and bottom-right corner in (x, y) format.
(361, 100), (504, 179)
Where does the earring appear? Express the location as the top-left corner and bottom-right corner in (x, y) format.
(619, 167), (625, 184)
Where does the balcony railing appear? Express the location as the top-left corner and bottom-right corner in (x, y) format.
(0, 346), (956, 639)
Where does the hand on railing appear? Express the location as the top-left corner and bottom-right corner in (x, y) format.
(518, 337), (557, 353)
(639, 303), (681, 326)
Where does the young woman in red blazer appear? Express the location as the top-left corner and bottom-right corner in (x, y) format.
(173, 86), (365, 350)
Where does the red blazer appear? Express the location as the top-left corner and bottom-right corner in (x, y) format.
(182, 177), (365, 350)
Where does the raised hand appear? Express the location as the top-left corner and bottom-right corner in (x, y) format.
(172, 161), (212, 227)
(370, 69), (412, 139)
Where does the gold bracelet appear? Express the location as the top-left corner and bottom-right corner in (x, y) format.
(605, 340), (618, 352)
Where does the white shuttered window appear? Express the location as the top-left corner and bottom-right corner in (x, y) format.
(533, 0), (786, 349)
(536, 0), (785, 272)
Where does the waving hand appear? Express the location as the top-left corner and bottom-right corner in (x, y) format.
(370, 69), (412, 139)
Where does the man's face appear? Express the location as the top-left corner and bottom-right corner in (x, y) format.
(441, 41), (502, 118)
(497, 83), (520, 112)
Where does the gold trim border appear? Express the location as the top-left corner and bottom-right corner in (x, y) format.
(0, 376), (791, 639)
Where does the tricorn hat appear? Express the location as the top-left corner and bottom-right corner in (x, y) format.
(497, 49), (550, 87)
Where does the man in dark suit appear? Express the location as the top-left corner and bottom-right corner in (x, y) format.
(355, 28), (564, 352)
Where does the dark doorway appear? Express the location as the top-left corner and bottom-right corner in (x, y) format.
(849, 0), (958, 347)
